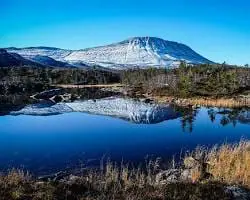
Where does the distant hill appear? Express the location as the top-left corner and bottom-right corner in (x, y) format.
(28, 55), (74, 68)
(0, 49), (44, 67)
(0, 48), (74, 68)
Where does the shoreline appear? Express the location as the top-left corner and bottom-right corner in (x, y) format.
(52, 83), (124, 88)
(53, 83), (250, 108)
(148, 95), (250, 108)
(1, 140), (249, 200)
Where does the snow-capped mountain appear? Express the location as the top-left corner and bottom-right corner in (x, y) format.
(65, 37), (212, 68)
(6, 37), (213, 69)
(10, 97), (181, 124)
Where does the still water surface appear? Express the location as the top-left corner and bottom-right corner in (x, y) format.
(0, 97), (249, 175)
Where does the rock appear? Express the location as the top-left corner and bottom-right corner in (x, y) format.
(33, 89), (64, 100)
(38, 171), (70, 181)
(53, 171), (73, 181)
(50, 93), (72, 103)
(144, 98), (153, 103)
(166, 174), (178, 183)
(184, 156), (199, 169)
(225, 186), (250, 200)
(155, 169), (181, 185)
(52, 95), (63, 103)
(34, 181), (45, 186)
(183, 156), (212, 180)
(180, 169), (192, 181)
(66, 175), (81, 184)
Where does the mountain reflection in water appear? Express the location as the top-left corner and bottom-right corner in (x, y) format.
(0, 96), (248, 132)
(10, 97), (183, 124)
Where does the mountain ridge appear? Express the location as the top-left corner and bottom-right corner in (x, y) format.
(5, 37), (213, 69)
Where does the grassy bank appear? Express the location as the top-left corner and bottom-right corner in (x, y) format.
(0, 141), (249, 200)
(149, 95), (250, 108)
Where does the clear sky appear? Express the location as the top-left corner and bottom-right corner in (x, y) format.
(1, 0), (249, 65)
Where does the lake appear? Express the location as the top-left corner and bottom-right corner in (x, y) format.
(0, 96), (249, 175)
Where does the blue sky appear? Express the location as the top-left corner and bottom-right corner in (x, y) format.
(1, 0), (249, 65)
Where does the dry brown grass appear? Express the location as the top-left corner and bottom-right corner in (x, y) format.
(0, 166), (234, 200)
(189, 98), (250, 108)
(208, 140), (250, 187)
(150, 95), (250, 108)
(188, 140), (250, 188)
(86, 158), (161, 191)
(0, 169), (31, 186)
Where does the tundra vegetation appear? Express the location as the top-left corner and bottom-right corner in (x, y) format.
(0, 140), (249, 200)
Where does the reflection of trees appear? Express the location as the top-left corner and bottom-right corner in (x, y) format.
(175, 106), (198, 133)
(207, 108), (249, 127)
(220, 115), (230, 126)
(177, 107), (249, 132)
(208, 109), (216, 123)
(0, 94), (36, 115)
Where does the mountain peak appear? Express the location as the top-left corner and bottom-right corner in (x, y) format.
(120, 36), (165, 45)
(123, 36), (180, 45)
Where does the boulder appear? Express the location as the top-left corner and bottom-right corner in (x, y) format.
(184, 156), (199, 169)
(225, 186), (250, 200)
(180, 169), (192, 181)
(33, 89), (64, 100)
(155, 169), (181, 185)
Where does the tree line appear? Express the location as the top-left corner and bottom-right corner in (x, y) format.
(1, 64), (250, 98)
(0, 66), (120, 94)
(120, 63), (250, 97)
